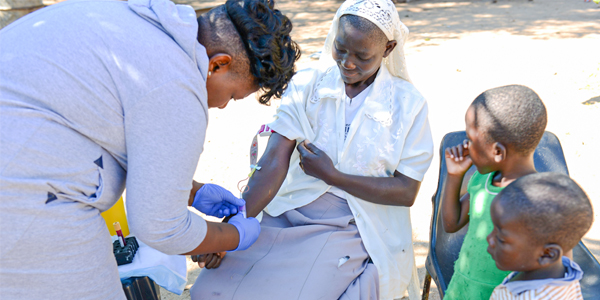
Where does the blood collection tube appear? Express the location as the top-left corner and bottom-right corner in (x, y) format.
(113, 222), (126, 247)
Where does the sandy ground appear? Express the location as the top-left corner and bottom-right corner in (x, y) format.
(157, 0), (600, 299)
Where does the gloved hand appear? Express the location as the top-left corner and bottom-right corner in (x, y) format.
(227, 214), (261, 252)
(192, 184), (245, 218)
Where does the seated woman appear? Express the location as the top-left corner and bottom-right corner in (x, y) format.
(191, 0), (433, 299)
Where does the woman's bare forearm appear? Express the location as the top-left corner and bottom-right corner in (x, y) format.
(188, 181), (204, 206)
(243, 133), (296, 217)
(182, 221), (239, 255)
(327, 170), (421, 207)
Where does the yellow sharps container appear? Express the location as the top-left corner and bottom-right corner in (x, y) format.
(101, 196), (130, 237)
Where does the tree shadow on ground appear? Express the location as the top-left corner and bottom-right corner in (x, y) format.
(270, 0), (600, 62)
(175, 0), (599, 63)
(398, 0), (600, 43)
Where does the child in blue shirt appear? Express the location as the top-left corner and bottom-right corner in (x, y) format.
(488, 172), (592, 299)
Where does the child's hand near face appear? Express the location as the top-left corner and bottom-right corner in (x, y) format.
(445, 139), (473, 177)
(441, 139), (472, 234)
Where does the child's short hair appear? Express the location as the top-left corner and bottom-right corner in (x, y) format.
(496, 172), (593, 251)
(471, 85), (547, 155)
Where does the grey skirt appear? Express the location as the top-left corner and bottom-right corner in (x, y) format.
(191, 192), (379, 300)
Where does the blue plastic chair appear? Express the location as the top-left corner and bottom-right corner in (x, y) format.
(422, 131), (600, 299)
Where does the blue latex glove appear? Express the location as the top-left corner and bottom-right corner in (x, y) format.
(227, 214), (261, 252)
(192, 184), (245, 218)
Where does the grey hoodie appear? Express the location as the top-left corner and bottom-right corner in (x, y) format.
(0, 0), (210, 298)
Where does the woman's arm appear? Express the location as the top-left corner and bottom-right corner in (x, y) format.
(243, 132), (296, 217)
(125, 80), (259, 256)
(297, 141), (420, 206)
(188, 181), (204, 206)
(330, 170), (420, 206)
(124, 80), (214, 255)
(184, 187), (259, 255)
(182, 222), (238, 255)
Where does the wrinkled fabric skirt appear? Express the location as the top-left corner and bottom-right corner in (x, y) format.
(191, 193), (379, 300)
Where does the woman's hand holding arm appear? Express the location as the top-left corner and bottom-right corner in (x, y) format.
(296, 141), (421, 207)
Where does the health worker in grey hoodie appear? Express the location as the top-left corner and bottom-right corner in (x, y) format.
(0, 0), (300, 298)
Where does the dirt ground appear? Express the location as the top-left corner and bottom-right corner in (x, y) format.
(160, 0), (600, 299)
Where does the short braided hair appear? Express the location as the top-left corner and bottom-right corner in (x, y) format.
(225, 0), (301, 104)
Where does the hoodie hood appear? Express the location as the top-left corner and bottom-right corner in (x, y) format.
(128, 0), (209, 81)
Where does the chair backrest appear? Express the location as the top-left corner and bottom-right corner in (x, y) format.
(427, 131), (600, 299)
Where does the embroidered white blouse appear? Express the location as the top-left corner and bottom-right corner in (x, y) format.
(265, 64), (434, 300)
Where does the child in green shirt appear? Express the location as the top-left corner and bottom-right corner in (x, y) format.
(441, 85), (548, 299)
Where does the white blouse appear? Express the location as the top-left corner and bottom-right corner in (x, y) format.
(266, 64), (434, 300)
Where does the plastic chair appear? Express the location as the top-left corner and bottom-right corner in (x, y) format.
(422, 131), (600, 299)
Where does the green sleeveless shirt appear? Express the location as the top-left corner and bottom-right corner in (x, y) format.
(444, 171), (511, 300)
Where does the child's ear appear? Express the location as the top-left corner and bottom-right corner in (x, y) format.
(538, 244), (563, 266)
(493, 142), (506, 163)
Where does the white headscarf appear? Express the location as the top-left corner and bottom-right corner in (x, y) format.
(319, 0), (411, 83)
